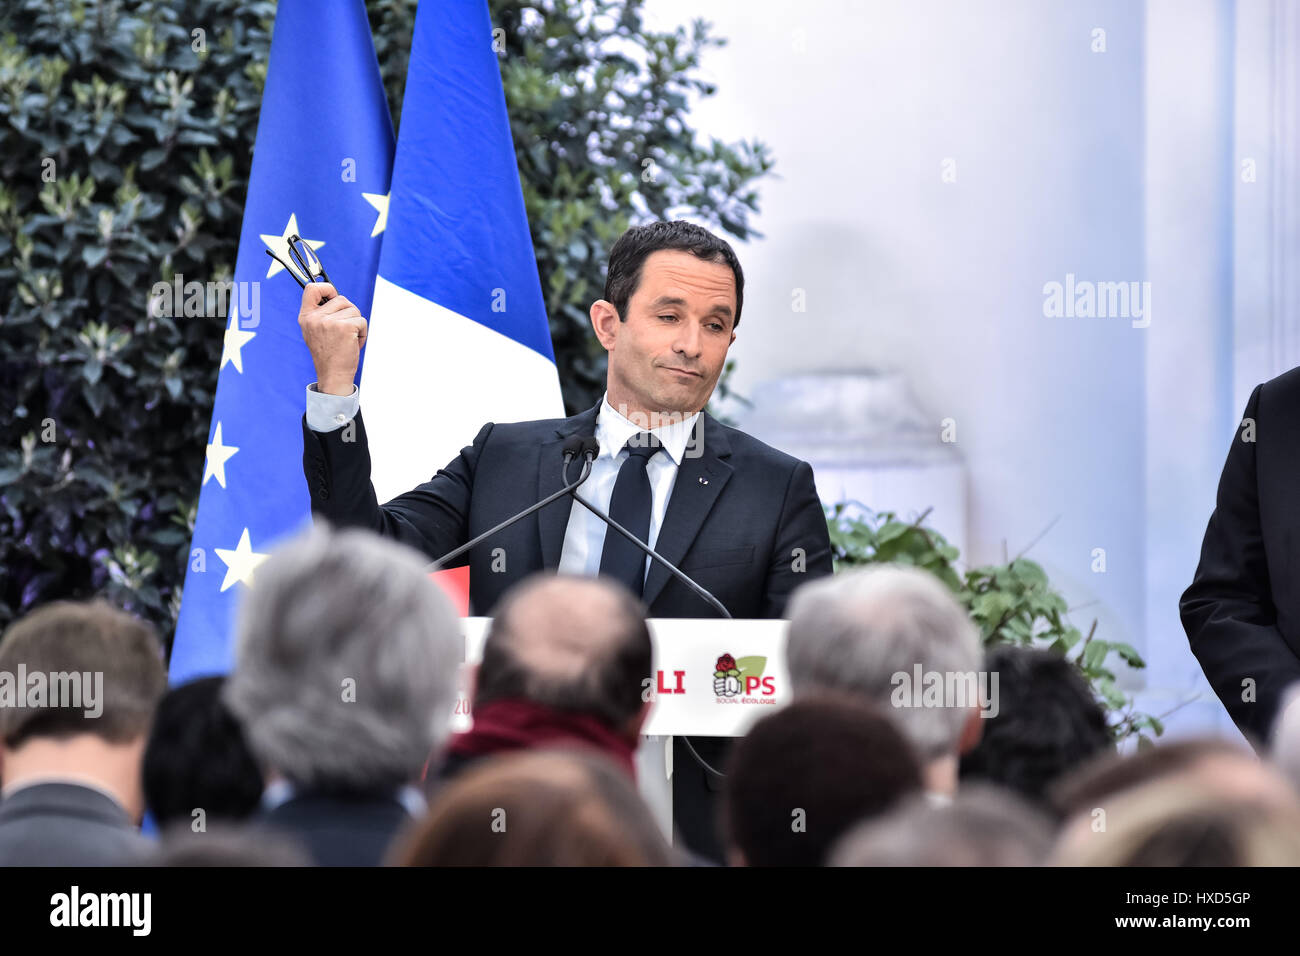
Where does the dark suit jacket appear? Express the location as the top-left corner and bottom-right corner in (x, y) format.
(301, 400), (834, 617)
(0, 782), (151, 866)
(1182, 370), (1300, 745)
(258, 791), (412, 867)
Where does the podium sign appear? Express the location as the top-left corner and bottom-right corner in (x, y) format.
(451, 617), (791, 737)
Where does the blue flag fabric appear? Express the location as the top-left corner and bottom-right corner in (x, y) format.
(169, 0), (395, 683)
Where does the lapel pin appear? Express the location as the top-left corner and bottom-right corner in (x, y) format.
(698, 477), (709, 485)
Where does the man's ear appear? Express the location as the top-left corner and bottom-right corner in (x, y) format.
(590, 299), (620, 350)
(621, 698), (653, 744)
(957, 704), (984, 755)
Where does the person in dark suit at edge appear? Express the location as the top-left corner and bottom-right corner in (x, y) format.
(297, 220), (834, 862)
(1183, 371), (1300, 749)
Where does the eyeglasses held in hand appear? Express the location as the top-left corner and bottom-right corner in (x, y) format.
(265, 233), (333, 300)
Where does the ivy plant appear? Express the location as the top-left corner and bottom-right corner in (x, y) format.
(826, 503), (1165, 746)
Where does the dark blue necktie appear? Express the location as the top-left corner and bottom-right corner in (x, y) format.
(599, 432), (662, 597)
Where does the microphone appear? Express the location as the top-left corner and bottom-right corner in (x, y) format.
(424, 437), (598, 573)
(561, 455), (732, 619)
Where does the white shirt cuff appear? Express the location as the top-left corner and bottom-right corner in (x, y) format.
(305, 383), (359, 432)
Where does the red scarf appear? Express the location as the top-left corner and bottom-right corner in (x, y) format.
(445, 698), (637, 780)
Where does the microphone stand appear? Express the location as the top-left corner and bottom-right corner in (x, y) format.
(424, 449), (595, 573)
(563, 455), (731, 779)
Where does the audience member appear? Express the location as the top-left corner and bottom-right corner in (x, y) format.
(143, 676), (263, 829)
(828, 783), (1055, 866)
(1049, 736), (1295, 822)
(786, 566), (985, 798)
(959, 644), (1112, 804)
(395, 749), (673, 866)
(223, 524), (461, 866)
(1051, 778), (1300, 866)
(438, 574), (652, 784)
(0, 600), (167, 865)
(147, 824), (311, 866)
(723, 697), (922, 866)
(1267, 682), (1300, 794)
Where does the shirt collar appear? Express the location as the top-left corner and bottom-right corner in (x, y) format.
(596, 393), (702, 466)
(1, 774), (130, 813)
(260, 779), (427, 817)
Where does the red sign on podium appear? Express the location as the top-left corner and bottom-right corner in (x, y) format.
(429, 566), (470, 616)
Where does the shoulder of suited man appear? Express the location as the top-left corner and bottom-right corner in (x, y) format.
(1258, 364), (1300, 413)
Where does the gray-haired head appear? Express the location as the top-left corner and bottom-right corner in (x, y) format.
(1270, 682), (1300, 793)
(224, 524), (461, 793)
(828, 783), (1055, 867)
(785, 565), (982, 761)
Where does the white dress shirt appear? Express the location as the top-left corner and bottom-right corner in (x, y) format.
(305, 386), (702, 587)
(556, 394), (701, 585)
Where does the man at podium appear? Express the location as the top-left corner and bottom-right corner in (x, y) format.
(296, 219), (834, 862)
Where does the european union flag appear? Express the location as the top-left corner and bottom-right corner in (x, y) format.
(170, 0), (395, 682)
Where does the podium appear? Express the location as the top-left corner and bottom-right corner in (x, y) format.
(452, 617), (792, 843)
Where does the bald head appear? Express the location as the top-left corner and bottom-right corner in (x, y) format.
(496, 577), (639, 684)
(474, 575), (653, 732)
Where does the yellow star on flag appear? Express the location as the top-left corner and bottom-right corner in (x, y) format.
(362, 192), (390, 237)
(261, 213), (324, 281)
(203, 422), (239, 488)
(220, 313), (256, 373)
(214, 528), (270, 593)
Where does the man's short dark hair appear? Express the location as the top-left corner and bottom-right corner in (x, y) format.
(0, 600), (166, 748)
(724, 697), (923, 866)
(959, 645), (1113, 805)
(603, 220), (745, 328)
(143, 676), (264, 827)
(474, 576), (652, 729)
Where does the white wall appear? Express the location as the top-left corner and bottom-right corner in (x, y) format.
(1144, 0), (1236, 737)
(646, 0), (1152, 693)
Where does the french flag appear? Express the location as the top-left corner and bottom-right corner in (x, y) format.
(359, 0), (564, 503)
